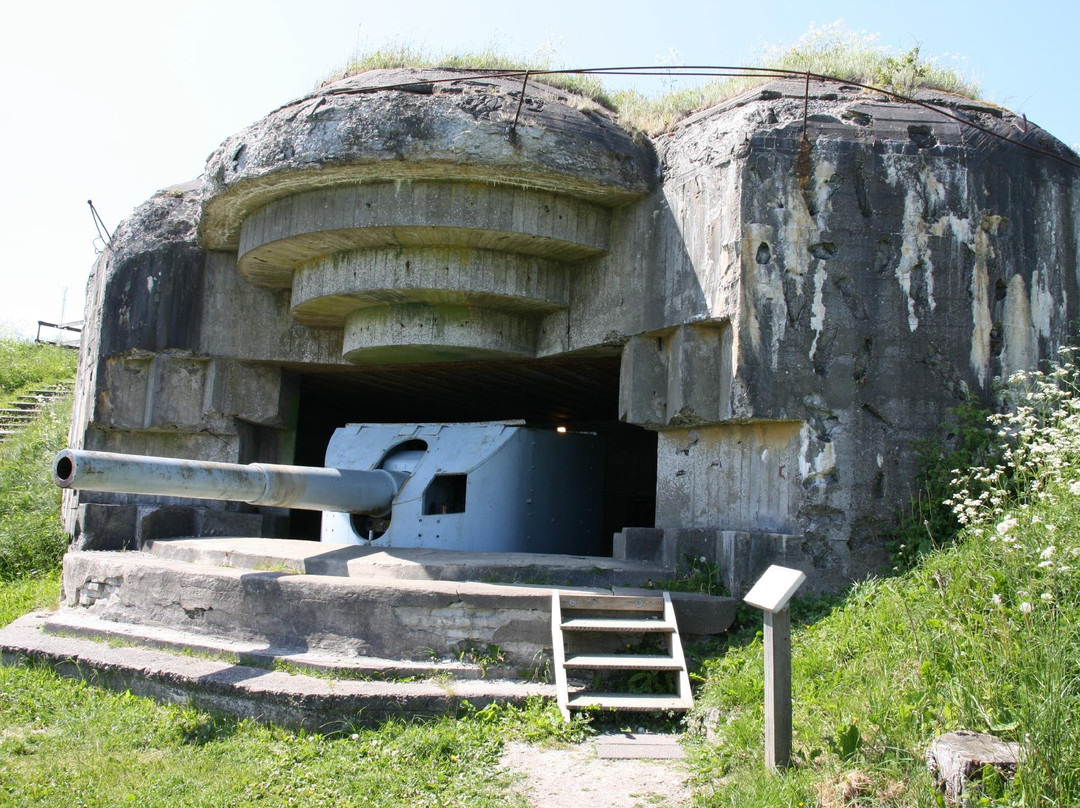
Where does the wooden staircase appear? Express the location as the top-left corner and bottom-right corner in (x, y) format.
(551, 590), (693, 720)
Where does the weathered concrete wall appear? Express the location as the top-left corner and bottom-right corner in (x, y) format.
(66, 186), (305, 549)
(66, 70), (1080, 594)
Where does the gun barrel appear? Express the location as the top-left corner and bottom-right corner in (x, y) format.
(53, 449), (402, 515)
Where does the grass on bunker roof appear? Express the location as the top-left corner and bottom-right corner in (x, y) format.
(326, 23), (981, 135)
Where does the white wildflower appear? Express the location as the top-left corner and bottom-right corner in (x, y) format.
(991, 593), (1003, 606)
(996, 516), (1018, 536)
(1020, 602), (1034, 614)
(1038, 560), (1054, 569)
(1041, 592), (1054, 601)
(1041, 546), (1057, 560)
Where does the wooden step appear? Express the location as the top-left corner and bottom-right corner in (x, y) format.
(559, 617), (674, 632)
(551, 589), (693, 720)
(565, 693), (694, 711)
(559, 593), (665, 611)
(563, 654), (684, 670)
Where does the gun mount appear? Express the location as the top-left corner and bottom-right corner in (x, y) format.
(55, 421), (604, 555)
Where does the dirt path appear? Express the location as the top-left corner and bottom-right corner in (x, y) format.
(499, 738), (693, 808)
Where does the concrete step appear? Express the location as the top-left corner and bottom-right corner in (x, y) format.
(41, 608), (504, 681)
(62, 542), (737, 668)
(146, 537), (671, 589)
(0, 612), (552, 730)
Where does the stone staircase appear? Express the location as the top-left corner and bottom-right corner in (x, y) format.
(0, 537), (737, 728)
(0, 384), (73, 442)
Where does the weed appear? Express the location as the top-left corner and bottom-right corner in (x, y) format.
(252, 561), (303, 574)
(457, 643), (507, 677)
(648, 554), (728, 596)
(888, 399), (1002, 571)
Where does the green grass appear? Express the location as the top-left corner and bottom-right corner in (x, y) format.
(325, 42), (614, 112)
(0, 396), (72, 582)
(6, 336), (1080, 803)
(0, 671), (586, 807)
(0, 339), (75, 583)
(327, 23), (980, 135)
(0, 339), (75, 408)
(687, 351), (1080, 806)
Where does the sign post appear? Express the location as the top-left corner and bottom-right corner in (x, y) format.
(744, 565), (806, 772)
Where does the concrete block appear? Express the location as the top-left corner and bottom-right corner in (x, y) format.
(88, 428), (241, 463)
(195, 509), (267, 539)
(612, 527), (666, 563)
(98, 357), (151, 428)
(292, 247), (569, 329)
(618, 334), (667, 426)
(668, 591), (739, 635)
(208, 361), (296, 427)
(147, 356), (209, 428)
(666, 323), (733, 425)
(716, 530), (854, 598)
(342, 302), (539, 363)
(72, 503), (138, 552)
(138, 506), (196, 542)
(656, 423), (803, 534)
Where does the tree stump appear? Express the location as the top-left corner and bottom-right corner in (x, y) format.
(926, 731), (1020, 803)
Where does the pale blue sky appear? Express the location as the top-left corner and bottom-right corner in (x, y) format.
(1, 0), (1076, 337)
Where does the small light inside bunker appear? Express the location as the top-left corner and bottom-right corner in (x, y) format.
(556, 426), (568, 434)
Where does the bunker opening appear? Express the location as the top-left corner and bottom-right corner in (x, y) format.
(290, 354), (656, 556)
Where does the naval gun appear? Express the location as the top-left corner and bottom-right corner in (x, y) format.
(54, 420), (603, 555)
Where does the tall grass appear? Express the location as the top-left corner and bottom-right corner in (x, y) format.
(690, 348), (1080, 805)
(0, 338), (75, 586)
(0, 338), (76, 586)
(325, 42), (614, 111)
(0, 339), (74, 405)
(0, 396), (72, 583)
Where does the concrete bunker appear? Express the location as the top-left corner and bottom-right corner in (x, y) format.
(62, 68), (1080, 596)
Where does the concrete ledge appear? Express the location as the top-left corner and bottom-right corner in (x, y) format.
(144, 537), (671, 587)
(237, 183), (611, 287)
(292, 247), (569, 329)
(41, 608), (496, 681)
(0, 613), (551, 730)
(62, 543), (737, 664)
